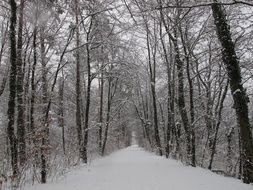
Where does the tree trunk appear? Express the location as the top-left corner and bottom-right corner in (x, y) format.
(169, 39), (178, 157)
(74, 0), (84, 162)
(211, 1), (253, 183)
(146, 27), (162, 156)
(179, 26), (196, 167)
(101, 78), (112, 156)
(82, 17), (93, 163)
(82, 80), (90, 163)
(159, 20), (171, 157)
(158, 3), (188, 160)
(208, 80), (229, 170)
(134, 80), (153, 148)
(58, 77), (65, 155)
(173, 32), (191, 164)
(238, 128), (243, 179)
(30, 27), (38, 159)
(7, 0), (19, 177)
(40, 27), (48, 184)
(158, 101), (166, 153)
(16, 0), (26, 166)
(226, 127), (234, 175)
(98, 66), (104, 155)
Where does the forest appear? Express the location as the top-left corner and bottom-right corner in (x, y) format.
(0, 0), (253, 189)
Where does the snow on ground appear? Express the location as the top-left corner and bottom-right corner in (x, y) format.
(24, 145), (252, 190)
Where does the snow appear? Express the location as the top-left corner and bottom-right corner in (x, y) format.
(233, 89), (241, 95)
(24, 145), (252, 190)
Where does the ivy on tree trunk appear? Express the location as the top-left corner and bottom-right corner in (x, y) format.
(7, 0), (19, 177)
(211, 0), (253, 184)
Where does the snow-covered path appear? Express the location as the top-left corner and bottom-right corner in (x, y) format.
(26, 145), (252, 190)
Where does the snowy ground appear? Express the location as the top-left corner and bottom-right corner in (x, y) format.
(24, 145), (252, 190)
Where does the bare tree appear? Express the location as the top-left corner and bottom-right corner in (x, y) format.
(74, 0), (85, 162)
(211, 0), (253, 183)
(16, 0), (26, 166)
(7, 0), (19, 178)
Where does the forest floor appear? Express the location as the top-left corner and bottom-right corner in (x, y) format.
(24, 145), (252, 190)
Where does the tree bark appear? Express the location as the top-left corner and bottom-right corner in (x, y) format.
(211, 1), (253, 183)
(7, 0), (19, 177)
(179, 26), (196, 167)
(58, 77), (65, 155)
(158, 2), (189, 160)
(146, 26), (162, 156)
(74, 0), (84, 162)
(40, 27), (48, 184)
(208, 80), (229, 170)
(159, 20), (172, 157)
(30, 27), (38, 159)
(82, 17), (93, 163)
(16, 0), (26, 166)
(173, 31), (192, 164)
(226, 127), (234, 175)
(98, 63), (104, 155)
(101, 78), (112, 156)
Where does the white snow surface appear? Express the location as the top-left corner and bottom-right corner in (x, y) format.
(25, 145), (252, 190)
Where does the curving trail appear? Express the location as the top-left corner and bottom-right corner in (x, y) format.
(25, 145), (252, 190)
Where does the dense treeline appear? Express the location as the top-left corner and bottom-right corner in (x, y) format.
(1, 0), (133, 187)
(129, 0), (253, 184)
(0, 0), (253, 188)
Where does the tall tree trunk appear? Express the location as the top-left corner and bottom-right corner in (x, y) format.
(82, 17), (93, 163)
(135, 80), (153, 148)
(98, 65), (104, 155)
(30, 27), (38, 159)
(211, 1), (253, 183)
(158, 101), (166, 151)
(146, 27), (162, 156)
(101, 78), (112, 156)
(173, 31), (191, 164)
(7, 0), (19, 177)
(16, 0), (26, 166)
(168, 39), (178, 157)
(150, 80), (162, 156)
(159, 20), (171, 157)
(179, 26), (196, 167)
(58, 77), (65, 155)
(74, 0), (84, 162)
(158, 3), (186, 160)
(208, 80), (229, 170)
(186, 60), (196, 167)
(40, 27), (48, 184)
